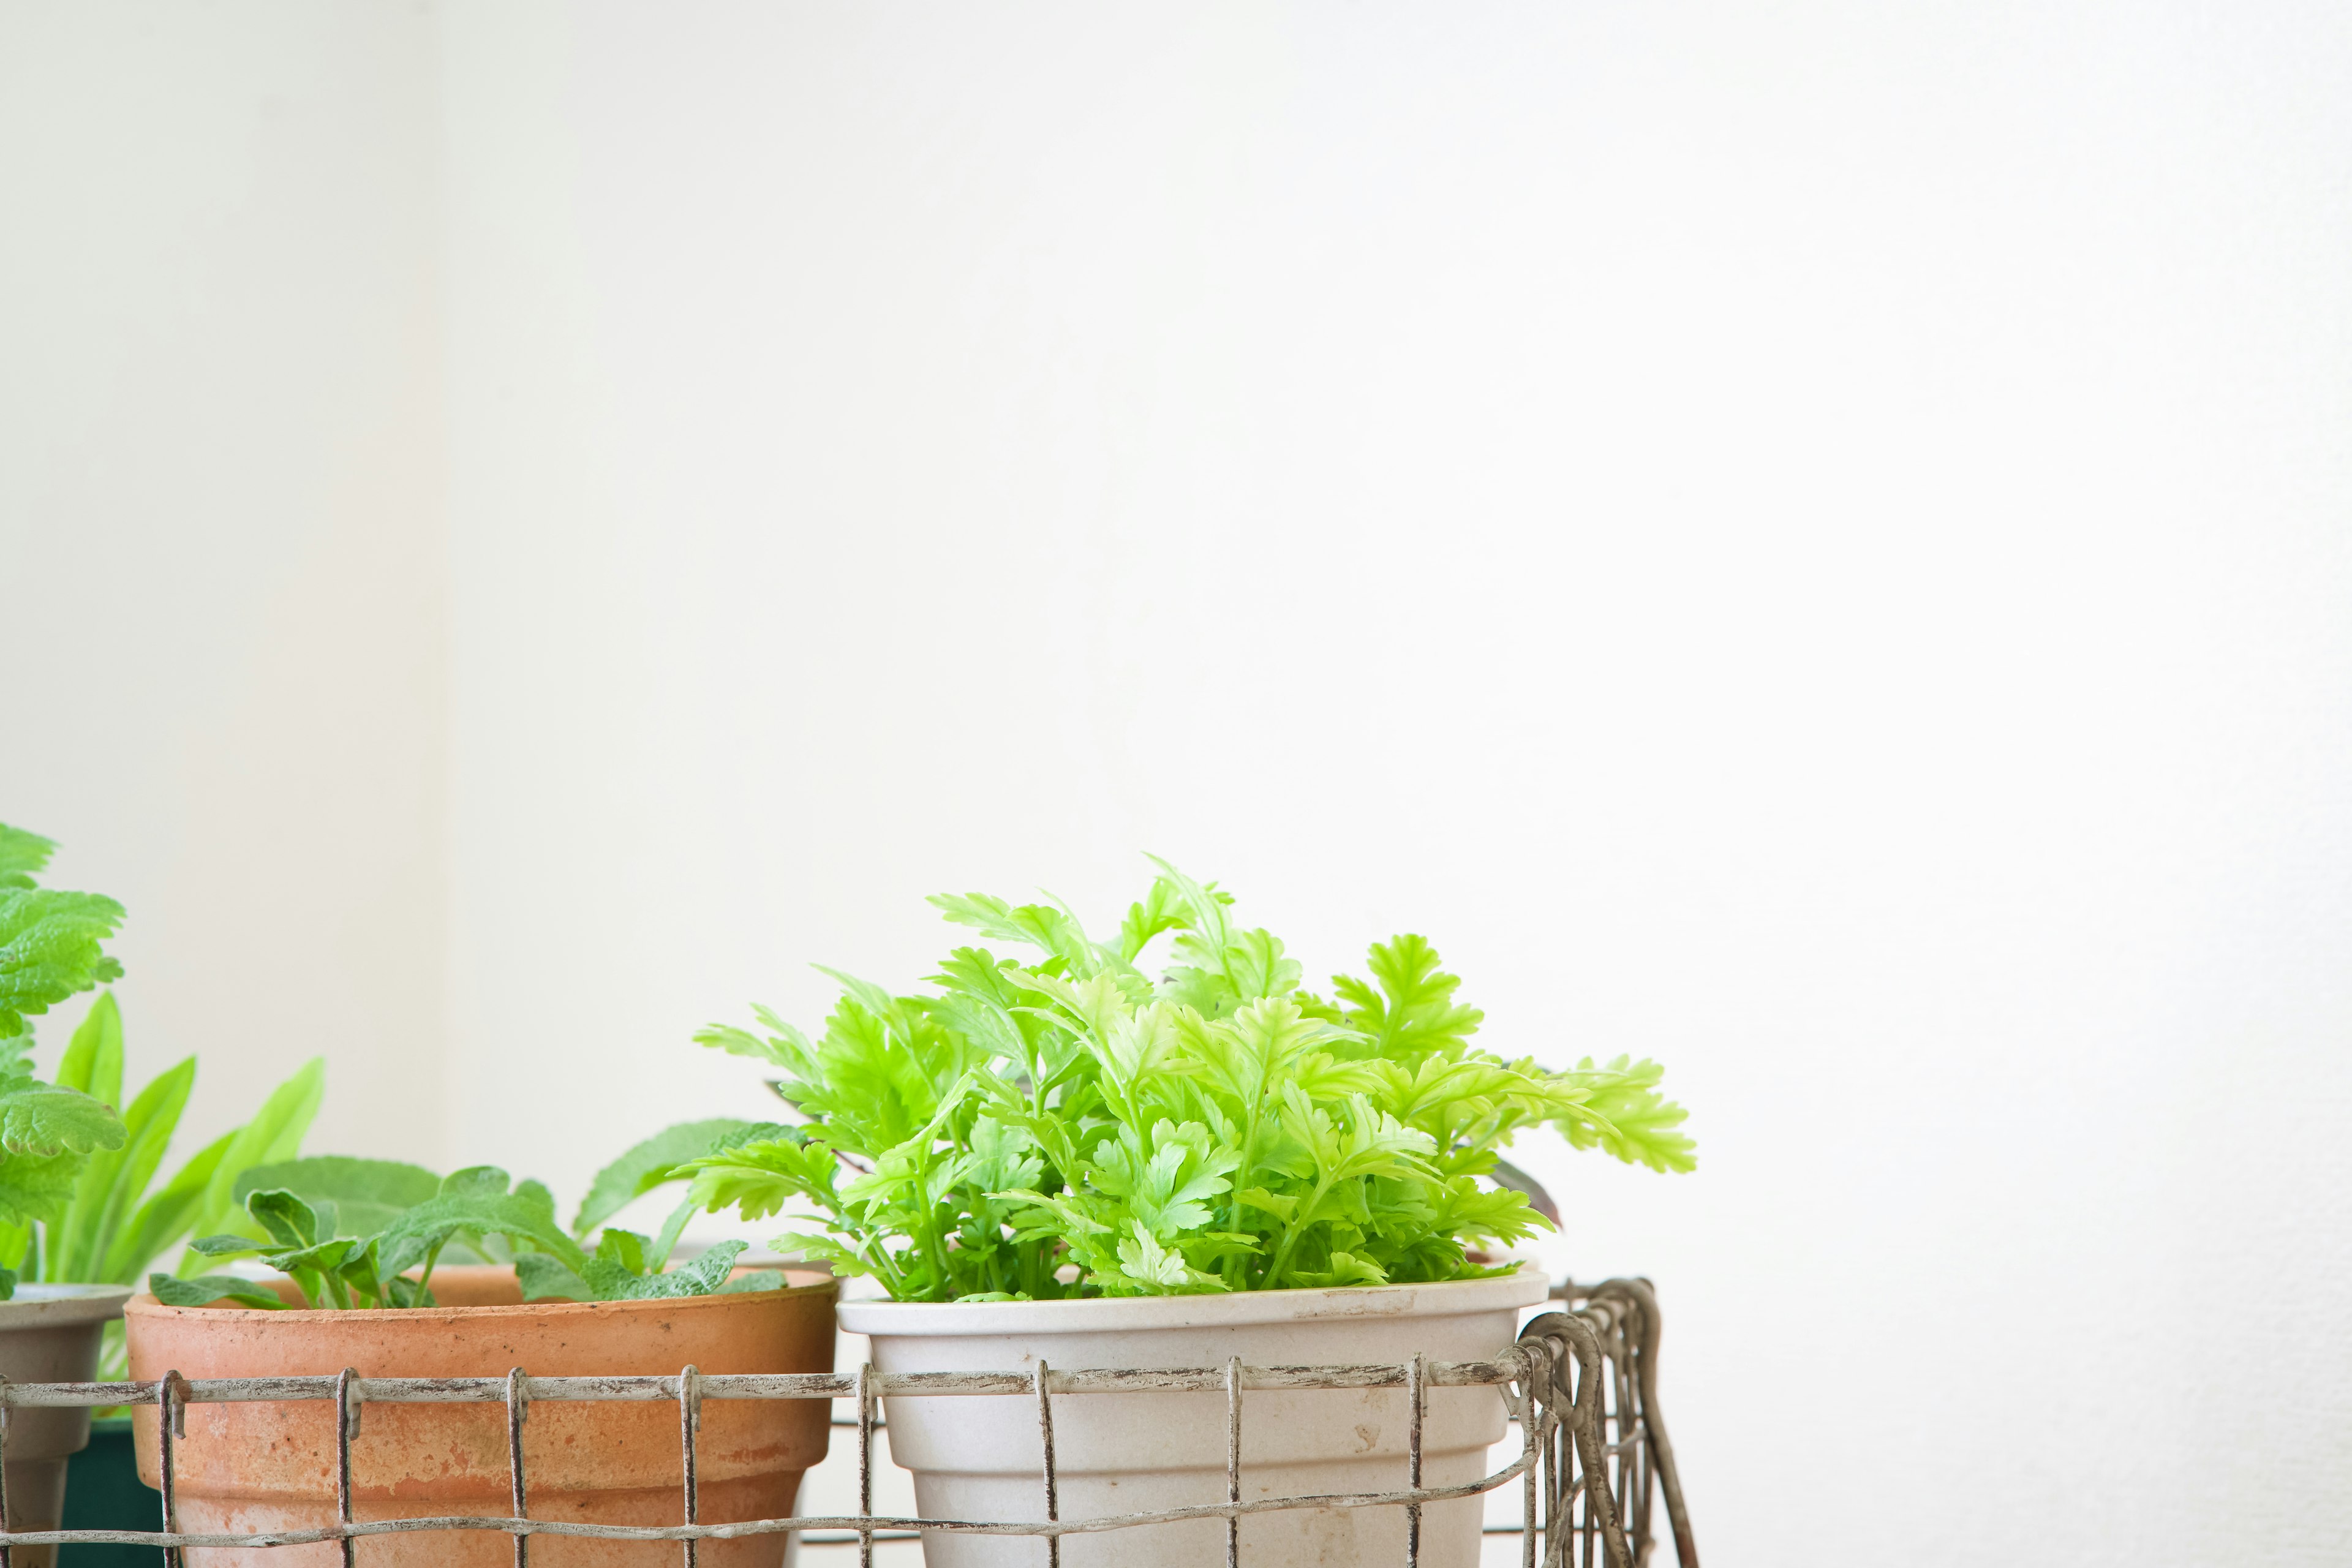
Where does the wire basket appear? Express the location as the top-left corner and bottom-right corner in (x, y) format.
(0, 1276), (1694, 1568)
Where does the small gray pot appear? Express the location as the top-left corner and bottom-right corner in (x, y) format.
(1, 1284), (135, 1568)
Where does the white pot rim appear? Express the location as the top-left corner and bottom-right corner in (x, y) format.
(838, 1262), (1549, 1338)
(0, 1282), (135, 1328)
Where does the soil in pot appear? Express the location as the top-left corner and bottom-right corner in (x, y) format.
(839, 1264), (1549, 1568)
(126, 1267), (838, 1568)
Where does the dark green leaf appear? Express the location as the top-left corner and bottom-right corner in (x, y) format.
(233, 1156), (442, 1238)
(148, 1272), (284, 1309)
(244, 1189), (328, 1250)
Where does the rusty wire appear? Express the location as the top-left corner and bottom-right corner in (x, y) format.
(0, 1278), (1693, 1567)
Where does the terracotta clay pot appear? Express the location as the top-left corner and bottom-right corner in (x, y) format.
(126, 1268), (837, 1568)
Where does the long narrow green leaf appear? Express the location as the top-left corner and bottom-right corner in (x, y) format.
(46, 993), (134, 1279)
(116, 1128), (233, 1284)
(60, 1057), (194, 1283)
(55, 992), (123, 1105)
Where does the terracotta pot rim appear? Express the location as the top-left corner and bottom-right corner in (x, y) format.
(838, 1262), (1547, 1336)
(125, 1276), (838, 1325)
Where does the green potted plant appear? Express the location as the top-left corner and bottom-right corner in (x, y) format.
(646, 860), (1696, 1568)
(0, 823), (135, 1566)
(25, 990), (326, 1568)
(126, 1157), (840, 1567)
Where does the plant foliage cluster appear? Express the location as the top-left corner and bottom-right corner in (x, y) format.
(656, 862), (1694, 1303)
(0, 824), (131, 1291)
(151, 1157), (784, 1310)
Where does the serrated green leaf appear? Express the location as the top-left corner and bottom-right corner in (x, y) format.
(0, 886), (127, 1041)
(0, 1149), (89, 1227)
(0, 1082), (126, 1158)
(1552, 1056), (1697, 1174)
(694, 858), (1695, 1301)
(0, 826), (57, 891)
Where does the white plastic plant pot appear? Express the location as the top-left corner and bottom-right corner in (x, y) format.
(0, 1284), (136, 1568)
(839, 1265), (1548, 1568)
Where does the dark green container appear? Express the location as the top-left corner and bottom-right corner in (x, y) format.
(59, 1419), (162, 1567)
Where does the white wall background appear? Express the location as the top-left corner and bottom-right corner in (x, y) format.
(1, 1), (448, 1164)
(8, 3), (2352, 1562)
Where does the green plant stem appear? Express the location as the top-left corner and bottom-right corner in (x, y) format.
(1221, 1099), (1269, 1289)
(413, 1238), (446, 1305)
(1256, 1174), (1336, 1292)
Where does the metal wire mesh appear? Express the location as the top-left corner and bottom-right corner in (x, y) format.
(0, 1276), (1694, 1568)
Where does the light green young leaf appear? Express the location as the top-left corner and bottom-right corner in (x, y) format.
(1085, 1121), (1238, 1239)
(575, 1119), (780, 1237)
(765, 1231), (884, 1282)
(1115, 878), (1188, 963)
(693, 859), (1695, 1301)
(1330, 935), (1483, 1062)
(928, 894), (1109, 977)
(56, 1053), (194, 1282)
(0, 826), (55, 891)
(1552, 1056), (1697, 1174)
(678, 1131), (842, 1226)
(55, 990), (125, 1109)
(115, 1128), (234, 1283)
(1105, 1223), (1226, 1294)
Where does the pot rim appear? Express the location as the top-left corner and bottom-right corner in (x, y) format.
(837, 1262), (1548, 1337)
(125, 1274), (838, 1326)
(0, 1282), (135, 1327)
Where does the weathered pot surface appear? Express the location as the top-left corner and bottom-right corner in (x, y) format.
(127, 1268), (838, 1567)
(840, 1265), (1549, 1568)
(0, 1284), (136, 1568)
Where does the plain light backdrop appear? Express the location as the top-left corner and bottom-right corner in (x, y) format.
(5, 3), (2349, 1562)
